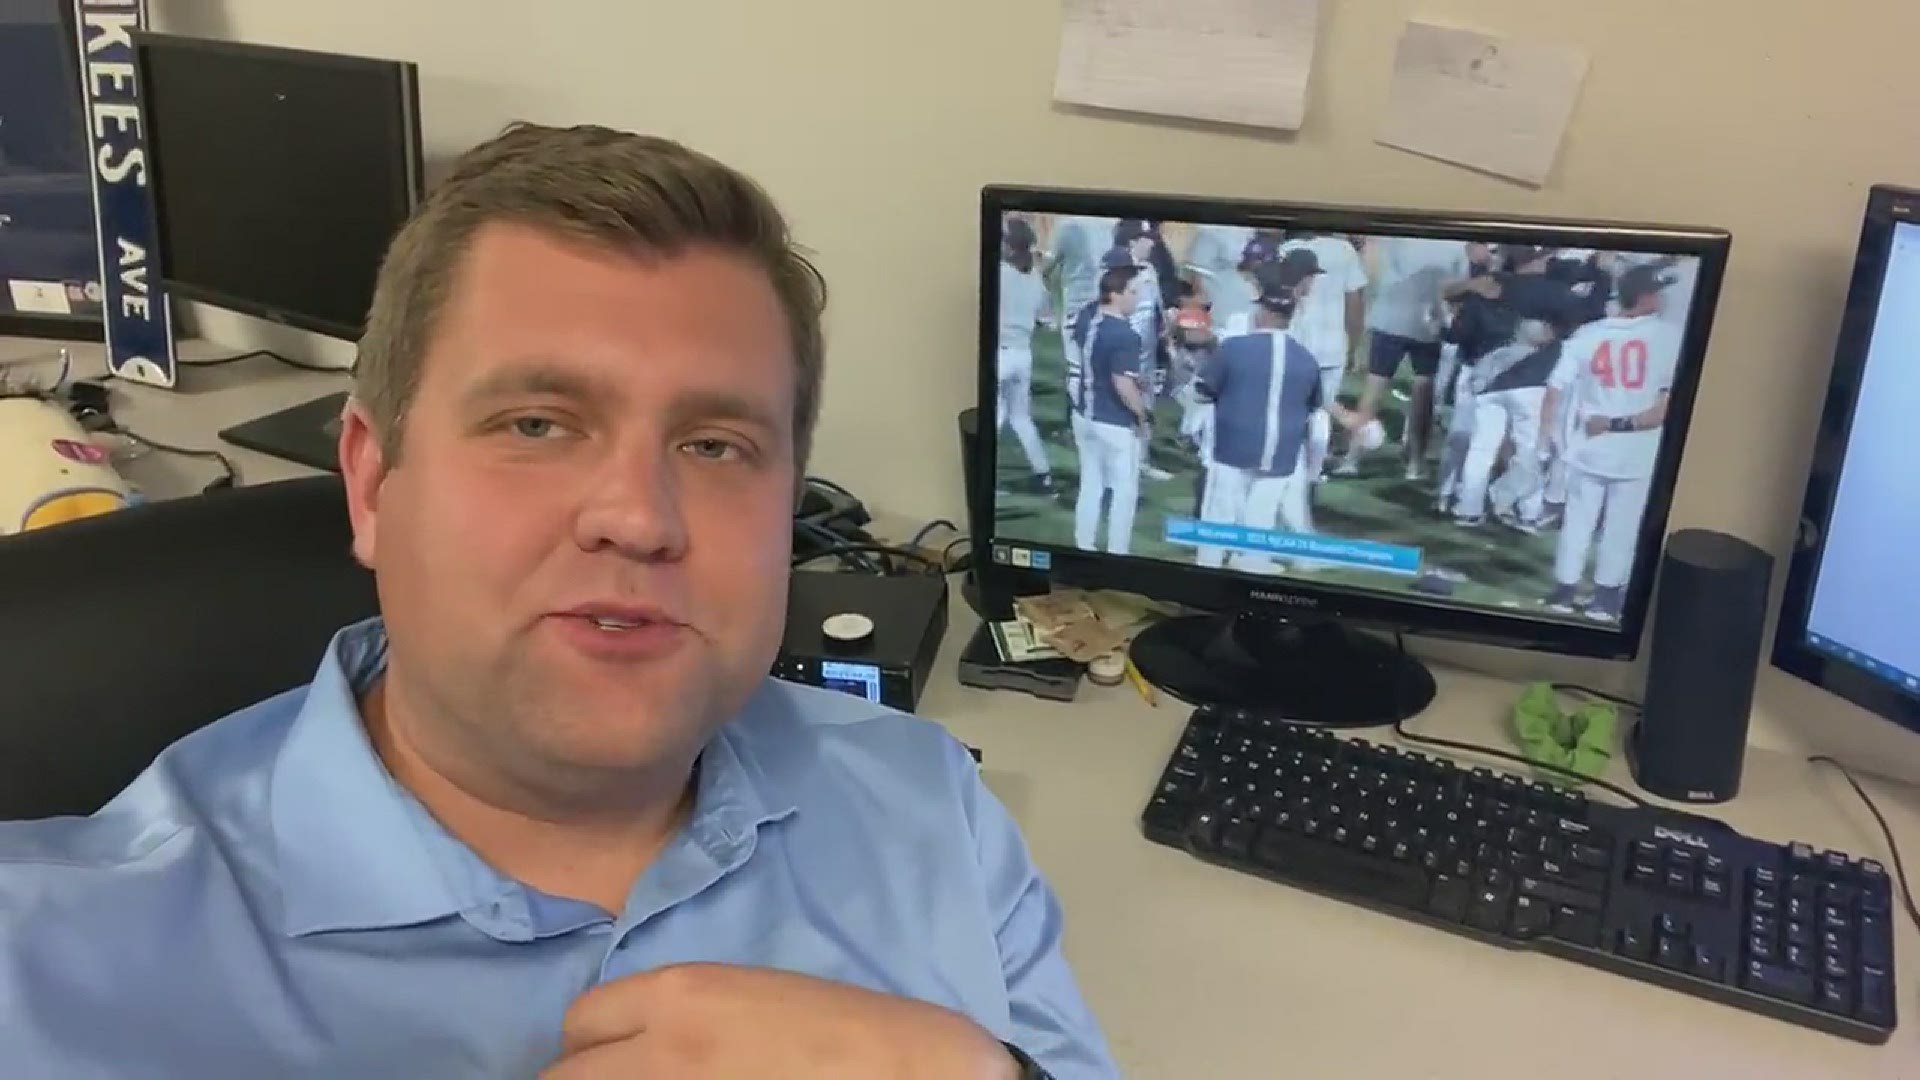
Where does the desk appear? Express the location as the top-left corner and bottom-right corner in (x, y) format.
(15, 337), (1918, 1077)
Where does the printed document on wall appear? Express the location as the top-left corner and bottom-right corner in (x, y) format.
(1377, 21), (1588, 186)
(1055, 0), (1322, 132)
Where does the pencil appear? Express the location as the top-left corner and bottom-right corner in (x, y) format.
(1123, 655), (1157, 707)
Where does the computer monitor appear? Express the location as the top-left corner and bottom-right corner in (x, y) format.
(132, 34), (421, 471)
(0, 0), (104, 340)
(978, 187), (1730, 724)
(1773, 184), (1920, 739)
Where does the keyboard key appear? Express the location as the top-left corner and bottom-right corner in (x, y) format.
(1701, 873), (1728, 904)
(1750, 865), (1780, 889)
(1188, 810), (1222, 850)
(1784, 943), (1811, 972)
(1860, 914), (1892, 968)
(1749, 889), (1777, 915)
(1742, 959), (1814, 1004)
(1859, 965), (1893, 1026)
(1820, 906), (1850, 933)
(1821, 850), (1850, 876)
(1785, 895), (1810, 922)
(1704, 854), (1728, 876)
(1820, 950), (1850, 982)
(1220, 818), (1256, 858)
(1428, 873), (1471, 922)
(1251, 830), (1432, 909)
(1510, 894), (1551, 939)
(1815, 979), (1854, 1016)
(1550, 905), (1601, 948)
(1632, 840), (1659, 864)
(1656, 934), (1687, 970)
(1787, 919), (1815, 950)
(1569, 843), (1611, 870)
(1617, 925), (1652, 962)
(1690, 944), (1725, 982)
(1747, 911), (1778, 939)
(1631, 858), (1659, 883)
(1748, 935), (1777, 964)
(1517, 875), (1603, 912)
(1468, 882), (1513, 933)
(1664, 867), (1692, 894)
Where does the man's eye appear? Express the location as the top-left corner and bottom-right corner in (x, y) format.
(510, 416), (564, 439)
(681, 437), (743, 461)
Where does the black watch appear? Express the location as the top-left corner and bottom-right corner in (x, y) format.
(1609, 415), (1635, 434)
(1003, 1041), (1051, 1080)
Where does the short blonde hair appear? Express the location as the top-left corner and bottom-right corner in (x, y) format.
(353, 122), (827, 468)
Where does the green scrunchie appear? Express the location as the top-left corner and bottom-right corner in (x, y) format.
(1512, 682), (1616, 784)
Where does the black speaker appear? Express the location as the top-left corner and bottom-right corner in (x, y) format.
(958, 408), (986, 616)
(1630, 529), (1775, 803)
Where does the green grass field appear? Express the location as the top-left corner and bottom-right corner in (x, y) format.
(992, 326), (1585, 619)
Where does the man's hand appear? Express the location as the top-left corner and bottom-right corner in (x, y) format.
(542, 964), (1019, 1080)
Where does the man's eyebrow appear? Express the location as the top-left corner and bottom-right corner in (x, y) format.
(666, 389), (784, 432)
(459, 365), (608, 409)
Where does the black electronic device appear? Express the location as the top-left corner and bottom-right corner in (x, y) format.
(1773, 184), (1920, 739)
(773, 570), (948, 712)
(977, 187), (1730, 723)
(955, 622), (1083, 701)
(1631, 529), (1774, 803)
(1144, 706), (1899, 1042)
(132, 34), (422, 470)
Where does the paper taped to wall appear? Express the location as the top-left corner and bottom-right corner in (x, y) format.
(1054, 0), (1322, 132)
(1377, 21), (1588, 186)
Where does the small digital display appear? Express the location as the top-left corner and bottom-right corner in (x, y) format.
(819, 660), (883, 703)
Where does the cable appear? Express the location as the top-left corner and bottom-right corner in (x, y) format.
(1387, 632), (1653, 809)
(1810, 756), (1920, 935)
(792, 542), (942, 575)
(1551, 682), (1643, 712)
(178, 349), (345, 373)
(907, 518), (959, 551)
(803, 476), (855, 500)
(795, 519), (879, 574)
(115, 428), (238, 491)
(941, 535), (972, 574)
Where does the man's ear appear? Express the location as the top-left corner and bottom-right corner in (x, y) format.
(337, 398), (388, 570)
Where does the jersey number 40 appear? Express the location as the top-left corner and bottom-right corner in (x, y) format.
(1590, 339), (1649, 390)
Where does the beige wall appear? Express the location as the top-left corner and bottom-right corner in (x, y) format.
(152, 1), (1920, 763)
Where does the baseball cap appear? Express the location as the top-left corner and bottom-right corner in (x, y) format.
(1251, 261), (1301, 314)
(1617, 264), (1677, 308)
(1239, 234), (1281, 268)
(1100, 246), (1136, 269)
(1003, 216), (1037, 250)
(1113, 219), (1155, 244)
(1274, 247), (1325, 283)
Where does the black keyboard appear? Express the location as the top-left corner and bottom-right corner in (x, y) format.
(1142, 706), (1900, 1043)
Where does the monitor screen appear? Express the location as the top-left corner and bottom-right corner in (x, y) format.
(0, 1), (104, 328)
(135, 36), (420, 339)
(981, 193), (1726, 656)
(1800, 219), (1920, 698)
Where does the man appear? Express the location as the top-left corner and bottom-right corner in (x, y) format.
(1193, 262), (1364, 571)
(1107, 221), (1174, 481)
(1276, 232), (1368, 420)
(0, 124), (1113, 1079)
(1072, 263), (1150, 555)
(1344, 237), (1471, 479)
(1542, 265), (1682, 621)
(997, 216), (1057, 495)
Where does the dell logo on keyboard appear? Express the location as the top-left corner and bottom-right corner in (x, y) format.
(1250, 590), (1318, 609)
(1654, 825), (1709, 850)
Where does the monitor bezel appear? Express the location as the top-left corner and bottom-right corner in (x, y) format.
(976, 184), (1731, 659)
(1771, 184), (1920, 736)
(131, 32), (424, 342)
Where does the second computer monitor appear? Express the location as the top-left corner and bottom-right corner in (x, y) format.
(980, 188), (1729, 662)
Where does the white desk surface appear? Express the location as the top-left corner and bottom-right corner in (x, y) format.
(11, 336), (1918, 1078)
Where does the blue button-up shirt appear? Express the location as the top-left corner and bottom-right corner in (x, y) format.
(0, 619), (1115, 1078)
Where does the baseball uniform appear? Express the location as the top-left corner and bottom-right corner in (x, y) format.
(1193, 330), (1322, 571)
(1073, 311), (1146, 554)
(1049, 216), (1113, 388)
(997, 260), (1051, 478)
(1550, 313), (1681, 595)
(1279, 236), (1369, 408)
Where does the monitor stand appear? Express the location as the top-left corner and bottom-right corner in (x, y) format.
(217, 391), (348, 473)
(1130, 610), (1436, 726)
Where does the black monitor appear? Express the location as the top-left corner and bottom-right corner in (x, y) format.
(1772, 184), (1920, 738)
(133, 34), (421, 339)
(0, 0), (104, 340)
(977, 186), (1730, 724)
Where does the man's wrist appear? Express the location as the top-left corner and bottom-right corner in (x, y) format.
(1608, 415), (1635, 433)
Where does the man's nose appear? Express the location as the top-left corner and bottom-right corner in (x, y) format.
(571, 440), (689, 562)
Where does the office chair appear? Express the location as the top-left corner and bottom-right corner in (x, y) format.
(0, 476), (378, 820)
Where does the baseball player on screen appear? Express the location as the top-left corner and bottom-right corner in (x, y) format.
(995, 217), (1056, 494)
(1541, 264), (1681, 621)
(1342, 237), (1470, 478)
(1071, 263), (1151, 555)
(1276, 232), (1369, 421)
(1192, 260), (1368, 572)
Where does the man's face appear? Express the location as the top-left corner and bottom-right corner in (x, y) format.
(338, 223), (797, 793)
(1119, 278), (1141, 311)
(1128, 235), (1153, 264)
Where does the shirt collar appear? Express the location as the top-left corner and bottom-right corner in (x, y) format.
(271, 616), (796, 938)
